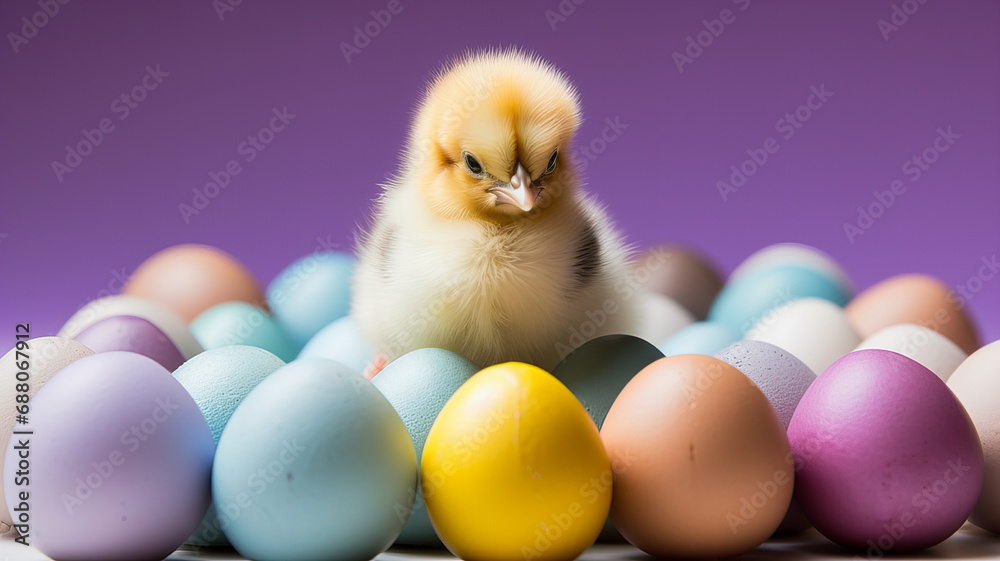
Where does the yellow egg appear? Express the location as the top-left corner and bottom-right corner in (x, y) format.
(421, 362), (610, 561)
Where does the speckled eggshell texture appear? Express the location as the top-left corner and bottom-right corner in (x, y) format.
(371, 348), (479, 545)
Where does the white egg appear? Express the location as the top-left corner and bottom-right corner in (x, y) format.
(57, 295), (202, 359)
(855, 323), (967, 381)
(947, 340), (1000, 533)
(0, 337), (94, 533)
(746, 297), (860, 375)
(299, 316), (373, 374)
(629, 292), (694, 345)
(729, 243), (854, 295)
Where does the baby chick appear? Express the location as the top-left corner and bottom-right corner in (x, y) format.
(353, 49), (635, 371)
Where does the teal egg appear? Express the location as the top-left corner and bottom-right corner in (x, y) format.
(551, 334), (663, 542)
(213, 359), (416, 560)
(552, 334), (663, 430)
(174, 346), (286, 546)
(190, 302), (297, 362)
(266, 252), (356, 349)
(708, 264), (851, 335)
(298, 316), (373, 374)
(371, 348), (479, 545)
(658, 321), (739, 357)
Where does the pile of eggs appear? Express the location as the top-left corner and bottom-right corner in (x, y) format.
(1, 242), (998, 561)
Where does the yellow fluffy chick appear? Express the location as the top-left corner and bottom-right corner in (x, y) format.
(352, 49), (635, 371)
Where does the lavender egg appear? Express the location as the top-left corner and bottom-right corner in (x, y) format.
(73, 314), (186, 371)
(3, 351), (214, 561)
(716, 340), (816, 534)
(788, 349), (983, 551)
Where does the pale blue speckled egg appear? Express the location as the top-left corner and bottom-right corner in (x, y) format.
(371, 348), (479, 545)
(174, 345), (286, 546)
(213, 358), (416, 561)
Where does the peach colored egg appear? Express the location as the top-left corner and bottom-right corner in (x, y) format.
(123, 244), (266, 322)
(631, 245), (724, 320)
(601, 355), (792, 558)
(845, 274), (979, 354)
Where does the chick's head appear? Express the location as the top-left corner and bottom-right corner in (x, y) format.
(406, 49), (582, 223)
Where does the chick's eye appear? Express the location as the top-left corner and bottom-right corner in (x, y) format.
(464, 153), (483, 175)
(545, 150), (558, 174)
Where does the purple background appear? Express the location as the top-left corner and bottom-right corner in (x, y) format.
(1, 1), (998, 344)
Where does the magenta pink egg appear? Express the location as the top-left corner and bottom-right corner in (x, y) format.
(788, 349), (983, 552)
(73, 314), (186, 371)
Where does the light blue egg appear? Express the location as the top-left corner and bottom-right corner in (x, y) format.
(267, 252), (356, 350)
(191, 302), (298, 362)
(214, 359), (416, 560)
(174, 346), (286, 546)
(658, 321), (739, 357)
(708, 264), (851, 335)
(371, 348), (479, 545)
(298, 316), (373, 373)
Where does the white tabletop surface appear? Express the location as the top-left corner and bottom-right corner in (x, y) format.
(1, 524), (997, 561)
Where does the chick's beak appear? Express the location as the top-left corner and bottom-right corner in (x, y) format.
(490, 163), (537, 212)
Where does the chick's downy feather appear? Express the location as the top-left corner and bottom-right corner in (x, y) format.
(353, 49), (636, 370)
